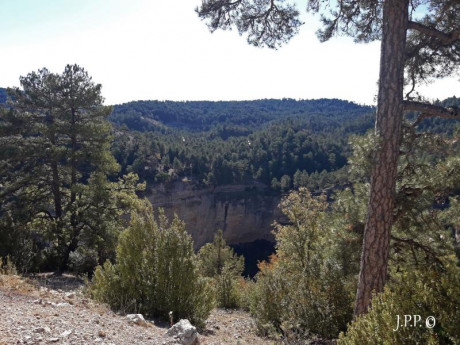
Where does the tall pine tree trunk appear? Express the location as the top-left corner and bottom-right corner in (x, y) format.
(354, 0), (409, 316)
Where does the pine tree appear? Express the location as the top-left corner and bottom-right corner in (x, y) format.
(197, 229), (244, 307)
(196, 0), (459, 314)
(0, 65), (141, 272)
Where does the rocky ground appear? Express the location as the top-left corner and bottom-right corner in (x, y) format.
(0, 273), (275, 345)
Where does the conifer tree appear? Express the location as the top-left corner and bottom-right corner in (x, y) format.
(0, 65), (140, 272)
(197, 229), (244, 307)
(196, 0), (459, 314)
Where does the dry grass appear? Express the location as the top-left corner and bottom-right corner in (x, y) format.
(0, 274), (39, 295)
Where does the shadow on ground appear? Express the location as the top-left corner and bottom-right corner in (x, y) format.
(27, 272), (85, 292)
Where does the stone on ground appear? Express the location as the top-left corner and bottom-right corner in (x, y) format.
(166, 319), (198, 345)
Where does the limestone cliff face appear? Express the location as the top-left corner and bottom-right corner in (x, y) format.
(147, 182), (282, 248)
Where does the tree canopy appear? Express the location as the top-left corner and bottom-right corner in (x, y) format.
(0, 65), (141, 273)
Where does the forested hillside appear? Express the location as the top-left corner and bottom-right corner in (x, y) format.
(109, 97), (459, 192)
(1, 88), (458, 192)
(110, 98), (373, 131)
(110, 98), (376, 190)
(0, 88), (7, 104)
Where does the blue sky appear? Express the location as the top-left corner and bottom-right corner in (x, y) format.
(0, 0), (457, 105)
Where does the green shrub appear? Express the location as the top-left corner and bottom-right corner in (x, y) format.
(234, 276), (255, 311)
(69, 247), (99, 277)
(0, 256), (17, 275)
(197, 230), (244, 308)
(88, 201), (214, 327)
(249, 255), (287, 337)
(0, 217), (44, 273)
(338, 263), (460, 345)
(249, 188), (354, 339)
(250, 254), (352, 339)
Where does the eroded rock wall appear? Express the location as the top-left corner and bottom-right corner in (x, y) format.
(146, 182), (282, 248)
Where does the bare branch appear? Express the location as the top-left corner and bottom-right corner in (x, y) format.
(408, 21), (460, 45)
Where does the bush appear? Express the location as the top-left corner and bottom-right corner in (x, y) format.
(89, 201), (214, 327)
(0, 218), (44, 273)
(249, 255), (286, 336)
(249, 188), (354, 339)
(0, 256), (17, 275)
(234, 277), (255, 311)
(338, 263), (460, 345)
(250, 254), (352, 339)
(69, 247), (99, 277)
(197, 230), (244, 308)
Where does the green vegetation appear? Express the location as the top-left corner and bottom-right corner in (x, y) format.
(197, 230), (245, 308)
(0, 67), (141, 273)
(109, 97), (459, 194)
(110, 98), (373, 132)
(89, 201), (214, 327)
(338, 263), (460, 345)
(248, 188), (355, 339)
(243, 116), (460, 341)
(110, 98), (375, 190)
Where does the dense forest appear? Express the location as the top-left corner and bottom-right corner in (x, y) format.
(110, 98), (375, 191)
(2, 87), (457, 193)
(110, 98), (374, 131)
(110, 96), (459, 193)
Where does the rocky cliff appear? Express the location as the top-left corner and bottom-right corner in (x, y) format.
(146, 182), (282, 249)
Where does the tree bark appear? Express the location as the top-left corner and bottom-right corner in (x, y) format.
(354, 0), (409, 316)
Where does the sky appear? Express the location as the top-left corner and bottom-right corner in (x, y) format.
(0, 0), (457, 106)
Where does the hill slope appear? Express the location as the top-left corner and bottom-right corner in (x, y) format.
(110, 98), (374, 132)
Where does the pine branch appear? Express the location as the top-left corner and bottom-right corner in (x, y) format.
(403, 100), (459, 126)
(390, 235), (443, 266)
(408, 21), (460, 45)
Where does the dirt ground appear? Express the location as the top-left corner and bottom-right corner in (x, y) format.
(0, 273), (276, 345)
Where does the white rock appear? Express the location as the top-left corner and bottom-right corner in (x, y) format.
(60, 330), (72, 337)
(65, 292), (75, 299)
(56, 302), (71, 307)
(166, 319), (198, 345)
(126, 314), (147, 326)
